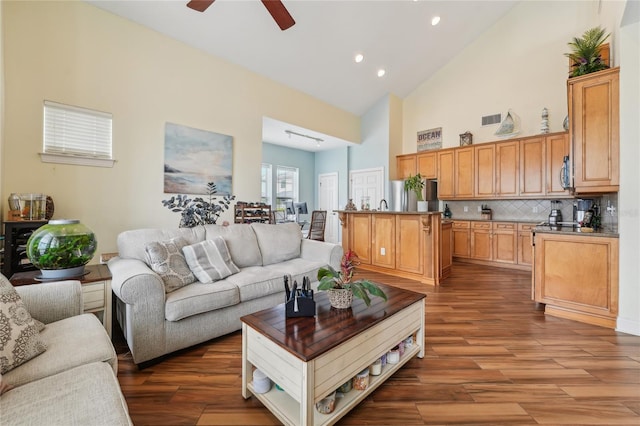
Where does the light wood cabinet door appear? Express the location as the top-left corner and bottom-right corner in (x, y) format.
(372, 214), (395, 268)
(350, 214), (371, 265)
(475, 144), (495, 198)
(437, 149), (455, 199)
(520, 137), (545, 197)
(517, 223), (536, 266)
(533, 232), (619, 328)
(470, 222), (492, 260)
(396, 215), (423, 274)
(440, 221), (453, 277)
(417, 152), (437, 179)
(455, 147), (475, 198)
(546, 133), (571, 196)
(397, 154), (417, 179)
(569, 67), (619, 192)
(495, 141), (519, 197)
(452, 221), (470, 258)
(492, 222), (516, 264)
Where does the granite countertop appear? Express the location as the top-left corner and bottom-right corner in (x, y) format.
(447, 218), (540, 224)
(533, 224), (619, 238)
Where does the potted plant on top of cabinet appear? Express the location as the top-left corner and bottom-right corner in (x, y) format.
(404, 174), (427, 212)
(565, 26), (610, 78)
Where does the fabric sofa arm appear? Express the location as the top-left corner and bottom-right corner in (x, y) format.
(300, 239), (343, 270)
(16, 280), (83, 324)
(108, 257), (166, 305)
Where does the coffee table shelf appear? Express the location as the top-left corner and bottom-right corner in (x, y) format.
(241, 284), (426, 426)
(247, 343), (421, 426)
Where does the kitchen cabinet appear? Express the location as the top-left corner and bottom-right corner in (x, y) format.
(372, 214), (395, 269)
(495, 141), (520, 197)
(492, 222), (516, 264)
(437, 147), (474, 199)
(568, 67), (619, 193)
(417, 152), (437, 179)
(396, 154), (416, 179)
(517, 223), (536, 266)
(533, 231), (619, 328)
(440, 221), (453, 279)
(349, 214), (371, 265)
(546, 133), (571, 196)
(452, 220), (471, 258)
(520, 137), (545, 197)
(474, 143), (495, 198)
(470, 221), (492, 261)
(339, 211), (445, 285)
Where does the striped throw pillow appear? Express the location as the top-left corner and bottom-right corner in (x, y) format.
(182, 237), (240, 283)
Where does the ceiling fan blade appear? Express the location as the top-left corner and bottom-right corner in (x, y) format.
(187, 0), (215, 13)
(261, 0), (295, 31)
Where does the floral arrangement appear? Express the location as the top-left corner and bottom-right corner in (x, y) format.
(317, 250), (387, 307)
(161, 182), (235, 228)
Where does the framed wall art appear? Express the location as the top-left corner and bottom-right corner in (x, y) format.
(164, 122), (233, 195)
(417, 127), (442, 151)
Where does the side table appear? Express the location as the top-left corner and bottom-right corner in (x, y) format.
(10, 264), (113, 338)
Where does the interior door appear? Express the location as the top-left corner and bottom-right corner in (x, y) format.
(349, 167), (384, 211)
(318, 172), (339, 244)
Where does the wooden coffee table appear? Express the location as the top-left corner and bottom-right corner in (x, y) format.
(241, 283), (425, 426)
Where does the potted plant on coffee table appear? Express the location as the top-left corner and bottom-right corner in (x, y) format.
(404, 174), (427, 212)
(317, 250), (387, 309)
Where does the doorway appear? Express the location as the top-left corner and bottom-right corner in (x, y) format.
(349, 167), (384, 211)
(318, 172), (339, 243)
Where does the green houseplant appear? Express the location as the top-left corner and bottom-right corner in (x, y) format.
(566, 26), (610, 77)
(404, 174), (425, 202)
(317, 250), (387, 308)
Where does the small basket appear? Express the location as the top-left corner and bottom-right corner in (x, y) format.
(327, 289), (353, 309)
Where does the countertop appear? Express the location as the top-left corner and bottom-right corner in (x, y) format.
(533, 224), (619, 238)
(336, 210), (442, 215)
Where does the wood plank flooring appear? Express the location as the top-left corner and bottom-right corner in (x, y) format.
(115, 262), (640, 425)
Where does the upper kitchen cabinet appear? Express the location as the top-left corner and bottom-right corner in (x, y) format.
(417, 152), (437, 179)
(568, 67), (620, 193)
(438, 147), (474, 199)
(396, 153), (417, 179)
(545, 132), (571, 196)
(495, 141), (520, 197)
(520, 136), (545, 197)
(474, 143), (495, 198)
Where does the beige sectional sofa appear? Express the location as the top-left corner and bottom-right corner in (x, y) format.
(0, 277), (132, 425)
(109, 222), (343, 365)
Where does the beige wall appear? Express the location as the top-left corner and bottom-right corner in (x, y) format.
(403, 0), (626, 150)
(1, 1), (359, 256)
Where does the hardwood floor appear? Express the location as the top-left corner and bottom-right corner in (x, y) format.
(115, 262), (640, 425)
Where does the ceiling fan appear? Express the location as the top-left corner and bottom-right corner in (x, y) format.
(186, 0), (295, 31)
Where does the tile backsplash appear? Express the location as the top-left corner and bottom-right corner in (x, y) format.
(443, 195), (618, 227)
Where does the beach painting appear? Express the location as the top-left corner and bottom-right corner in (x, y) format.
(164, 122), (233, 195)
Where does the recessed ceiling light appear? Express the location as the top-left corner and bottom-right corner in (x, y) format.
(354, 53), (364, 63)
(377, 69), (386, 78)
(431, 16), (441, 26)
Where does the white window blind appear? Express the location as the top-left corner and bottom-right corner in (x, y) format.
(42, 101), (114, 167)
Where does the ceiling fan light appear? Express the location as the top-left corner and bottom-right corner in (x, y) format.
(354, 53), (364, 63)
(431, 16), (441, 26)
(377, 69), (386, 78)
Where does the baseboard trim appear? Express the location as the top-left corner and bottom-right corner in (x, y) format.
(616, 317), (640, 336)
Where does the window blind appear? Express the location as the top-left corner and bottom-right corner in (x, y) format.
(43, 101), (112, 159)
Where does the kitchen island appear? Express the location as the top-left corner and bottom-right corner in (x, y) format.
(337, 210), (450, 285)
(532, 224), (619, 328)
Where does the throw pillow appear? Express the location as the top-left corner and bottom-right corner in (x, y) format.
(0, 275), (47, 375)
(145, 237), (196, 293)
(182, 237), (240, 283)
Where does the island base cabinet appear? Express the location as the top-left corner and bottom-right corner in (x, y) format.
(533, 232), (619, 328)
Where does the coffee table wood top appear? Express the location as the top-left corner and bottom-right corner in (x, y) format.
(241, 283), (425, 362)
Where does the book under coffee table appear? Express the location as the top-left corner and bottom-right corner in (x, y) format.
(241, 283), (425, 426)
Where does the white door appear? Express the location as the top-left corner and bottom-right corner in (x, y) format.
(349, 167), (384, 211)
(318, 173), (339, 243)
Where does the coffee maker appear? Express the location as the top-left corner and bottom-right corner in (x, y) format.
(574, 199), (594, 224)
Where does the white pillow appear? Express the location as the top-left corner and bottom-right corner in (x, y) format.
(182, 237), (240, 283)
(145, 237), (196, 293)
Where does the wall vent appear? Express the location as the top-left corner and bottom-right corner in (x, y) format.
(482, 113), (501, 126)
